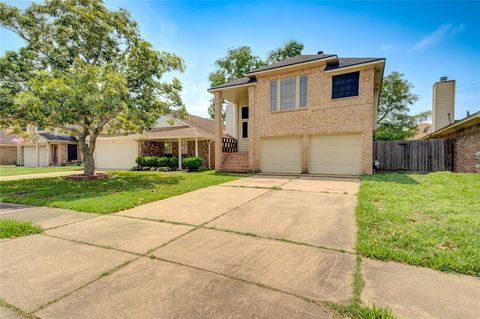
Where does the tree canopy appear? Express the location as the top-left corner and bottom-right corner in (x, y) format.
(0, 0), (184, 175)
(375, 72), (430, 140)
(207, 40), (304, 119)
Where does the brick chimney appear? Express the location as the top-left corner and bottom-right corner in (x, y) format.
(432, 77), (455, 131)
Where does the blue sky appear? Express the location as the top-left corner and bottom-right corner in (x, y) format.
(1, 1), (479, 120)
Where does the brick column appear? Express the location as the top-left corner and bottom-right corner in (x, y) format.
(248, 86), (256, 171)
(214, 91), (223, 171)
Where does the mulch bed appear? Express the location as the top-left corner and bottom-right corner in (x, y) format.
(64, 173), (109, 181)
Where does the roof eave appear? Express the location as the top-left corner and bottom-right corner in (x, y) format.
(208, 81), (256, 93)
(324, 59), (386, 74)
(420, 113), (480, 139)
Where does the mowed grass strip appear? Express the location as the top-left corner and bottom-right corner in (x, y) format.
(0, 219), (42, 238)
(0, 165), (82, 177)
(356, 172), (480, 276)
(0, 170), (242, 214)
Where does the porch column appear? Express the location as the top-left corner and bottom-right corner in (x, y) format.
(35, 142), (39, 167)
(46, 143), (51, 166)
(248, 86), (256, 171)
(214, 91), (223, 171)
(178, 138), (182, 170)
(194, 137), (198, 157)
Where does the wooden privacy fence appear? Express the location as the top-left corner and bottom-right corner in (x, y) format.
(373, 139), (454, 172)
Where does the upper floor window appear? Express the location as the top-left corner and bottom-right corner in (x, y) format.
(241, 106), (249, 119)
(270, 75), (308, 112)
(332, 71), (359, 99)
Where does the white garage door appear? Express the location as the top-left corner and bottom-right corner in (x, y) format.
(261, 137), (302, 174)
(23, 146), (48, 167)
(310, 134), (362, 175)
(94, 140), (138, 169)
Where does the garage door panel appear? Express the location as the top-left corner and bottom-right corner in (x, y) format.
(310, 135), (362, 175)
(23, 146), (48, 167)
(94, 140), (138, 169)
(261, 138), (301, 174)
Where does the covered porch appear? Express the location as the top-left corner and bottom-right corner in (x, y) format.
(139, 135), (215, 170)
(210, 80), (256, 172)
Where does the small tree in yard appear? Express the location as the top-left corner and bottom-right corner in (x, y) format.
(376, 71), (430, 140)
(0, 0), (185, 176)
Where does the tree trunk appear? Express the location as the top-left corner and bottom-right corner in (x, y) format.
(78, 135), (96, 176)
(83, 151), (95, 176)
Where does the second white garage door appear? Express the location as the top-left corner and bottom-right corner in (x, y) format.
(261, 137), (302, 174)
(23, 146), (48, 167)
(310, 134), (362, 175)
(94, 139), (138, 169)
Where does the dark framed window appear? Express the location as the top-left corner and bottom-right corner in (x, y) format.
(332, 71), (359, 99)
(242, 122), (248, 138)
(241, 106), (249, 119)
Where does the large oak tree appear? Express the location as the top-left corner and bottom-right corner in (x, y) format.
(0, 0), (185, 175)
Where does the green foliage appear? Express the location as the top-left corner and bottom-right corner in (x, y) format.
(375, 72), (430, 140)
(135, 156), (178, 170)
(0, 219), (42, 238)
(357, 172), (480, 276)
(207, 41), (304, 119)
(183, 157), (204, 171)
(266, 40), (304, 64)
(0, 0), (185, 175)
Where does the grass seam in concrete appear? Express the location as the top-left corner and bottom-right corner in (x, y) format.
(151, 255), (338, 317)
(0, 298), (34, 319)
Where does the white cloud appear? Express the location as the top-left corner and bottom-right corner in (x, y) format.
(411, 23), (464, 51)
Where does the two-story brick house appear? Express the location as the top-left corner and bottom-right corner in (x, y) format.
(209, 52), (385, 175)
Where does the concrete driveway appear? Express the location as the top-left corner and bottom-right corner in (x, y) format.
(0, 175), (359, 318)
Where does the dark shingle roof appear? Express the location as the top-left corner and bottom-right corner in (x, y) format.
(245, 53), (336, 75)
(39, 132), (77, 142)
(209, 54), (385, 91)
(209, 77), (257, 90)
(324, 58), (385, 71)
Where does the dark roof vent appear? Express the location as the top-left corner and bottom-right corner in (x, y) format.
(317, 51), (324, 55)
(440, 76), (448, 81)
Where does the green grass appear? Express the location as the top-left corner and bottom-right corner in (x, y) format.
(0, 219), (43, 238)
(0, 170), (243, 214)
(0, 165), (82, 177)
(357, 172), (480, 276)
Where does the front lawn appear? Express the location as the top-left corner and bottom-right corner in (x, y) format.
(0, 170), (242, 214)
(0, 219), (43, 238)
(0, 165), (82, 177)
(356, 172), (480, 276)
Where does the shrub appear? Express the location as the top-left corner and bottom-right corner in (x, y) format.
(168, 157), (178, 170)
(183, 157), (204, 171)
(156, 157), (170, 167)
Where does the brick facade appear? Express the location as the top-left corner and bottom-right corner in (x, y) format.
(139, 141), (165, 156)
(443, 124), (480, 173)
(220, 63), (376, 175)
(0, 145), (17, 165)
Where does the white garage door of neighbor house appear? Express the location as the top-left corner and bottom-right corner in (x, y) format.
(261, 137), (302, 174)
(310, 134), (362, 175)
(94, 140), (138, 169)
(23, 146), (48, 167)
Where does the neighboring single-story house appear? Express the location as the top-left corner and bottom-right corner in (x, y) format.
(94, 114), (218, 170)
(0, 129), (18, 165)
(421, 111), (479, 173)
(209, 52), (385, 175)
(18, 132), (81, 167)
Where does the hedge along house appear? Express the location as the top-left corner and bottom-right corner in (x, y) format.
(19, 132), (81, 167)
(94, 115), (218, 170)
(209, 52), (385, 175)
